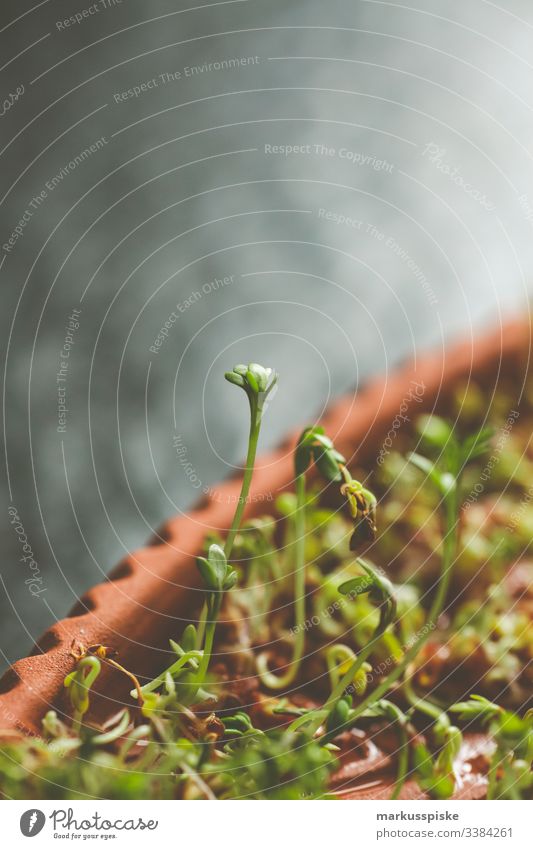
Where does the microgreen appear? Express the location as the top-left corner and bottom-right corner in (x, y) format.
(322, 419), (488, 731)
(4, 372), (531, 802)
(194, 543), (237, 685)
(206, 729), (337, 799)
(257, 426), (374, 689)
(316, 561), (397, 726)
(371, 700), (410, 800)
(135, 363), (275, 709)
(223, 363), (277, 557)
(64, 656), (101, 733)
(412, 727), (462, 800)
(450, 697), (533, 799)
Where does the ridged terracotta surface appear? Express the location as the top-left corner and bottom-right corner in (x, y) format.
(0, 318), (530, 798)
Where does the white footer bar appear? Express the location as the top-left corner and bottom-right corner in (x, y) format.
(2, 799), (529, 848)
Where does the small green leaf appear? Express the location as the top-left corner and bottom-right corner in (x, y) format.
(338, 561), (396, 633)
(416, 415), (453, 449)
(225, 371), (245, 387)
(181, 624), (197, 653)
(338, 576), (373, 598)
(207, 544), (227, 587)
(196, 555), (216, 591)
(407, 451), (436, 478)
(311, 432), (334, 450)
(247, 363), (271, 392)
(462, 427), (494, 462)
(407, 452), (456, 497)
(275, 492), (297, 515)
(295, 444), (312, 476)
(325, 696), (351, 733)
(315, 449), (343, 482)
(245, 369), (259, 393)
(295, 426), (343, 481)
(169, 638), (184, 657)
(449, 695), (502, 724)
(223, 569), (238, 591)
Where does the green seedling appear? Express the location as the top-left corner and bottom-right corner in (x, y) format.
(412, 725), (462, 800)
(289, 561), (397, 737)
(322, 419), (491, 730)
(258, 426), (379, 689)
(224, 363), (277, 557)
(135, 363), (275, 710)
(450, 697), (533, 800)
(257, 426), (344, 689)
(64, 656), (101, 733)
(372, 700), (411, 800)
(206, 729), (337, 799)
(403, 675), (462, 799)
(5, 371), (529, 802)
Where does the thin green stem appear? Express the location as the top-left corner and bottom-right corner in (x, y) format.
(313, 485), (459, 738)
(404, 675), (445, 725)
(197, 598), (220, 683)
(257, 473), (306, 689)
(196, 601), (207, 649)
(320, 630), (382, 717)
(335, 487), (459, 726)
(391, 722), (409, 800)
(487, 754), (499, 800)
(225, 400), (261, 559)
(138, 650), (201, 696)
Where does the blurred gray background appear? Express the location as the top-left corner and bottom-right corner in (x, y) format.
(1, 0), (532, 669)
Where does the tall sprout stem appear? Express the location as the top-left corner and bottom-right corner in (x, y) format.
(258, 473), (306, 688)
(225, 397), (261, 559)
(197, 598), (220, 682)
(391, 722), (409, 800)
(196, 397), (261, 665)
